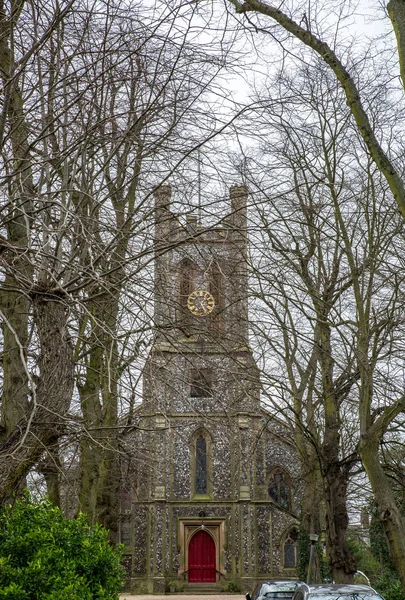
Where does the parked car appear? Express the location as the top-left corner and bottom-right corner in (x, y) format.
(246, 580), (305, 600)
(291, 584), (385, 600)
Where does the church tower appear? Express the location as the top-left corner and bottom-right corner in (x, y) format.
(121, 185), (300, 593)
(144, 182), (259, 416)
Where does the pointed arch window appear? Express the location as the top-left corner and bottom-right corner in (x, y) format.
(283, 527), (298, 568)
(196, 435), (207, 494)
(180, 259), (194, 302)
(178, 258), (198, 332)
(191, 430), (213, 498)
(268, 468), (291, 510)
(209, 261), (225, 333)
(118, 485), (132, 512)
(120, 518), (131, 546)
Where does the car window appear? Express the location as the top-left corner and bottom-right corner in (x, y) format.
(262, 584), (298, 594)
(261, 590), (294, 600)
(251, 584), (262, 600)
(308, 594), (384, 600)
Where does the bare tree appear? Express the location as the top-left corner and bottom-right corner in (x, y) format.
(221, 0), (405, 584)
(225, 0), (405, 219)
(239, 63), (405, 582)
(0, 0), (232, 527)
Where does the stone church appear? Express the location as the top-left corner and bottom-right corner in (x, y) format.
(120, 184), (301, 594)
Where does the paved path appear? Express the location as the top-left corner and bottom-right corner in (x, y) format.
(120, 594), (245, 600)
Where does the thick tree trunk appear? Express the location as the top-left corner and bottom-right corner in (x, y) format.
(78, 339), (104, 520)
(300, 459), (323, 583)
(78, 363), (119, 539)
(38, 445), (62, 507)
(97, 367), (119, 541)
(318, 320), (356, 583)
(96, 437), (119, 542)
(78, 294), (119, 538)
(0, 293), (74, 504)
(78, 393), (119, 537)
(324, 466), (356, 583)
(0, 7), (34, 441)
(360, 437), (405, 589)
(0, 281), (30, 436)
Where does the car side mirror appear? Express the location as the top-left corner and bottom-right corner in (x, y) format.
(246, 594), (251, 600)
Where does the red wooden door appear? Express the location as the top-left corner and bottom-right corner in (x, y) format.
(188, 530), (216, 582)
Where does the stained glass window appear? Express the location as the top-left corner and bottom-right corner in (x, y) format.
(120, 519), (131, 546)
(284, 528), (298, 568)
(268, 469), (291, 509)
(196, 435), (207, 494)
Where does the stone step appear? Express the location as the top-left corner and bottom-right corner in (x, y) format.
(179, 584), (224, 594)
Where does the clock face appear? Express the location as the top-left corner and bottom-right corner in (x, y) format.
(187, 290), (215, 316)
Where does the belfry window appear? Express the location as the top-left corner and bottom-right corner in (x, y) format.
(268, 468), (291, 509)
(209, 262), (225, 332)
(178, 258), (197, 332)
(283, 527), (298, 568)
(180, 260), (193, 304)
(196, 435), (207, 494)
(190, 368), (212, 397)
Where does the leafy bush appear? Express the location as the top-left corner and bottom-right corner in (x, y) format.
(298, 527), (331, 583)
(228, 580), (241, 593)
(348, 535), (405, 600)
(0, 493), (124, 599)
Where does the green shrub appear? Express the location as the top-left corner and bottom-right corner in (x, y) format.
(0, 493), (124, 600)
(348, 536), (405, 600)
(298, 527), (331, 583)
(228, 580), (241, 593)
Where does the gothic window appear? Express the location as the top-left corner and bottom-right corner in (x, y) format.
(180, 259), (194, 301)
(178, 258), (198, 333)
(268, 468), (291, 509)
(179, 259), (195, 305)
(118, 486), (132, 512)
(191, 429), (212, 497)
(190, 368), (212, 397)
(209, 262), (225, 332)
(196, 435), (207, 494)
(283, 527), (299, 568)
(120, 519), (131, 546)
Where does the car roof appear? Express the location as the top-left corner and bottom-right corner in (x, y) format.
(262, 581), (303, 586)
(299, 585), (378, 594)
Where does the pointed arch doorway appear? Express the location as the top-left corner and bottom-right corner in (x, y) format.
(188, 529), (216, 582)
(178, 518), (225, 583)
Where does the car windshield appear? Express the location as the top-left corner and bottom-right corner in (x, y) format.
(308, 594), (384, 600)
(263, 594), (295, 599)
(262, 584), (299, 594)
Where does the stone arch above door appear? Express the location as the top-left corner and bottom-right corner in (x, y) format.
(177, 518), (226, 583)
